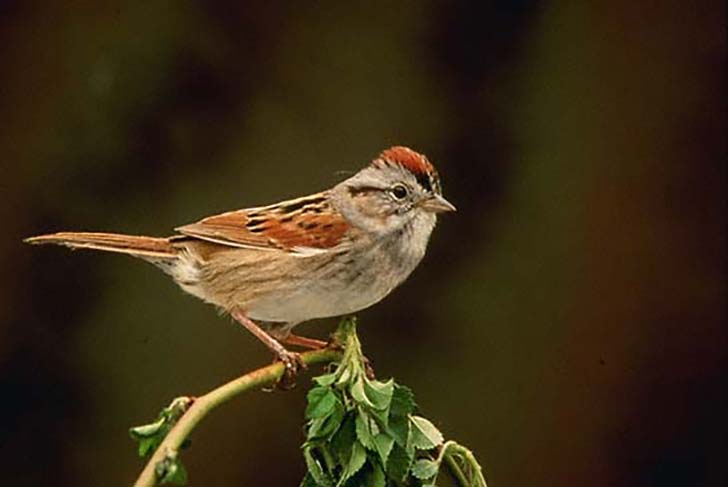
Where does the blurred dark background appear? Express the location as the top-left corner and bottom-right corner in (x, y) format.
(1, 1), (725, 485)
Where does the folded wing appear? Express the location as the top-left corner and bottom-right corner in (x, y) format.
(175, 192), (350, 252)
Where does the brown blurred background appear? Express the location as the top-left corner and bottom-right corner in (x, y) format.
(1, 1), (725, 486)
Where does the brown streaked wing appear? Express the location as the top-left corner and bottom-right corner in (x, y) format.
(175, 193), (350, 251)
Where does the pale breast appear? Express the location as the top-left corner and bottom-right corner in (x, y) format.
(246, 227), (430, 323)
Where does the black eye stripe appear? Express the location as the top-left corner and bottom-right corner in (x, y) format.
(415, 173), (432, 192)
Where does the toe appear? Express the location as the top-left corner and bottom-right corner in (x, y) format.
(276, 351), (305, 390)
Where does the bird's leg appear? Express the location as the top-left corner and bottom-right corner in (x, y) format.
(283, 333), (329, 350)
(230, 309), (305, 389)
(268, 322), (330, 350)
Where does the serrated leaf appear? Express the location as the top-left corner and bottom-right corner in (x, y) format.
(339, 441), (367, 485)
(411, 458), (439, 480)
(330, 413), (357, 466)
(355, 412), (379, 450)
(369, 406), (390, 430)
(363, 378), (394, 410)
(306, 387), (340, 420)
(385, 443), (413, 483)
(388, 412), (410, 447)
(390, 385), (416, 418)
(372, 434), (394, 466)
(307, 400), (344, 441)
(409, 416), (444, 450)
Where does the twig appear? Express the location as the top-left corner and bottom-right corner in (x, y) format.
(134, 348), (342, 487)
(445, 452), (470, 486)
(439, 440), (488, 487)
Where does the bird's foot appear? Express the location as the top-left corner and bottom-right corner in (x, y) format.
(273, 349), (307, 390)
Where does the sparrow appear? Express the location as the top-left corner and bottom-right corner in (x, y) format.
(25, 146), (455, 381)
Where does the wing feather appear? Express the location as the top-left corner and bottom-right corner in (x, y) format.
(175, 193), (350, 252)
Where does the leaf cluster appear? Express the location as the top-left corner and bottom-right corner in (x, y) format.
(301, 318), (482, 487)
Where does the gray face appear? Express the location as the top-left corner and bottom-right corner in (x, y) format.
(331, 163), (441, 236)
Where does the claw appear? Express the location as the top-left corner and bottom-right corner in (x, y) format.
(275, 350), (306, 390)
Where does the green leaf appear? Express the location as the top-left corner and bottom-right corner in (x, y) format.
(363, 378), (394, 410)
(307, 417), (327, 440)
(306, 387), (339, 420)
(314, 373), (338, 387)
(130, 420), (171, 458)
(385, 443), (413, 483)
(304, 448), (333, 487)
(164, 461), (188, 485)
(372, 433), (394, 466)
(155, 454), (188, 485)
(130, 397), (193, 459)
(390, 385), (416, 418)
(307, 399), (344, 441)
(388, 385), (415, 447)
(362, 461), (386, 487)
(137, 437), (158, 458)
(129, 417), (166, 439)
(336, 365), (353, 387)
(351, 377), (394, 411)
(411, 459), (439, 480)
(340, 441), (367, 485)
(409, 416), (444, 450)
(330, 413), (357, 465)
(369, 406), (390, 430)
(300, 473), (318, 487)
(350, 377), (374, 408)
(355, 412), (379, 450)
(388, 412), (410, 448)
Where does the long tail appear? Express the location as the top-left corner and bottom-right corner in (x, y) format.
(24, 232), (178, 260)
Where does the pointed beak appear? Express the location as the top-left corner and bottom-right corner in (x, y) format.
(420, 194), (457, 213)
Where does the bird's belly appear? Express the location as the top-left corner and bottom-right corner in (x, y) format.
(247, 275), (392, 323)
(247, 244), (421, 323)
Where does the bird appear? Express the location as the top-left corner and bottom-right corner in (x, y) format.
(25, 146), (455, 382)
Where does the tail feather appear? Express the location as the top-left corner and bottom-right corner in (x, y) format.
(24, 232), (178, 259)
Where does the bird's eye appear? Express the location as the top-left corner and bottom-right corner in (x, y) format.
(390, 184), (409, 200)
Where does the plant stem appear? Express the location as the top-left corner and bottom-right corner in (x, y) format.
(445, 452), (470, 486)
(439, 440), (488, 487)
(133, 348), (342, 487)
